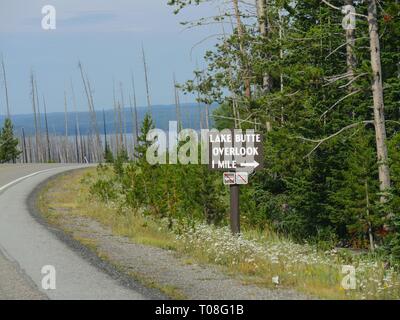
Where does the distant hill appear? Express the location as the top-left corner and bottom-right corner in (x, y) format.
(0, 103), (218, 136)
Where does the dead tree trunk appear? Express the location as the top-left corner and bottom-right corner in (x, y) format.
(131, 73), (139, 144)
(103, 109), (108, 157)
(21, 128), (28, 163)
(64, 91), (69, 162)
(34, 77), (43, 162)
(119, 82), (127, 148)
(71, 81), (82, 163)
(30, 71), (39, 162)
(173, 74), (182, 130)
(112, 80), (120, 153)
(365, 180), (375, 251)
(1, 55), (10, 118)
(256, 0), (273, 92)
(232, 0), (251, 98)
(43, 96), (51, 162)
(345, 0), (357, 89)
(78, 62), (101, 161)
(368, 0), (391, 201)
(142, 45), (152, 114)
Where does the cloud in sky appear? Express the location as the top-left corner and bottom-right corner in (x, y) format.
(0, 0), (220, 114)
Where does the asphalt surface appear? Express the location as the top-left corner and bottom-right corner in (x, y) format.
(0, 164), (147, 300)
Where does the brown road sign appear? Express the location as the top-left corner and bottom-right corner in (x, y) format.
(208, 130), (264, 173)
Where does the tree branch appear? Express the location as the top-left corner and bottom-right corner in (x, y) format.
(320, 89), (362, 119)
(321, 0), (368, 18)
(295, 121), (374, 158)
(339, 73), (368, 89)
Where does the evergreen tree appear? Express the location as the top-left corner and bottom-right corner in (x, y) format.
(0, 118), (21, 163)
(135, 113), (155, 160)
(104, 145), (114, 164)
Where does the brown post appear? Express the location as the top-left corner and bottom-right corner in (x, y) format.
(230, 184), (240, 234)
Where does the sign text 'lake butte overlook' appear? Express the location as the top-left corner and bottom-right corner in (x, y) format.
(208, 130), (264, 173)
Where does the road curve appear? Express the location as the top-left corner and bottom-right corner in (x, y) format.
(0, 164), (147, 300)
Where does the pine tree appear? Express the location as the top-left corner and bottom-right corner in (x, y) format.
(328, 128), (380, 249)
(0, 118), (21, 163)
(135, 113), (155, 160)
(104, 144), (114, 163)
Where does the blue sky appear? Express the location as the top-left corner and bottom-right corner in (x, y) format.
(0, 0), (221, 115)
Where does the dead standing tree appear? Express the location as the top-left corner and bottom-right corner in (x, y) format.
(173, 73), (183, 130)
(344, 0), (357, 87)
(315, 1), (391, 206)
(256, 0), (273, 93)
(42, 96), (51, 162)
(71, 81), (83, 163)
(1, 55), (11, 118)
(78, 61), (102, 162)
(119, 82), (128, 149)
(30, 71), (40, 162)
(142, 44), (152, 115)
(131, 72), (139, 146)
(232, 0), (251, 99)
(63, 91), (69, 162)
(367, 0), (391, 200)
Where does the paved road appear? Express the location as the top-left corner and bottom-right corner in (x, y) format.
(0, 164), (146, 300)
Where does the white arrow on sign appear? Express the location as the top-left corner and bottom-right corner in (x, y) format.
(240, 161), (260, 169)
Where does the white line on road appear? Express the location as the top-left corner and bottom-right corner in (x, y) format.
(0, 169), (55, 193)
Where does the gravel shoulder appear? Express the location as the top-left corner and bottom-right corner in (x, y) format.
(38, 170), (312, 300)
(0, 250), (47, 300)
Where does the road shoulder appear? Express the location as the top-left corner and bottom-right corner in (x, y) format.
(0, 250), (47, 300)
(36, 169), (311, 300)
(28, 169), (167, 301)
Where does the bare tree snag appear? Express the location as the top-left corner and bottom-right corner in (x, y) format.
(1, 55), (10, 118)
(232, 0), (251, 98)
(131, 73), (139, 143)
(256, 0), (273, 93)
(368, 0), (391, 201)
(64, 91), (69, 162)
(42, 96), (51, 162)
(78, 61), (101, 161)
(71, 81), (82, 163)
(173, 73), (182, 130)
(142, 44), (152, 113)
(30, 71), (39, 162)
(345, 0), (357, 89)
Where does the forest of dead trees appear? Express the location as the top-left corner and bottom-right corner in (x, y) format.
(0, 45), (210, 164)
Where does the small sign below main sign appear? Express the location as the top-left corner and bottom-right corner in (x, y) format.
(235, 172), (249, 185)
(223, 172), (236, 185)
(209, 130), (264, 173)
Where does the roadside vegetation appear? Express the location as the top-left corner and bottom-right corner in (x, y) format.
(39, 166), (400, 300)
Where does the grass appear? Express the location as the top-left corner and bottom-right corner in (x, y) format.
(128, 270), (187, 300)
(39, 169), (178, 250)
(38, 168), (400, 300)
